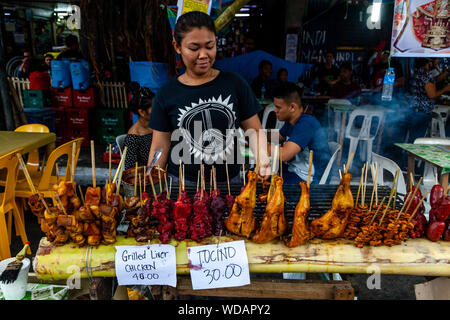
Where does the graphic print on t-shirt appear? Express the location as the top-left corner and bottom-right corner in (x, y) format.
(177, 95), (236, 162)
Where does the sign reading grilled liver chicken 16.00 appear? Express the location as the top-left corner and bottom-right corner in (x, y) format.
(115, 245), (177, 287)
(188, 240), (250, 290)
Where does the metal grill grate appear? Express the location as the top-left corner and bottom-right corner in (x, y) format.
(164, 182), (403, 226)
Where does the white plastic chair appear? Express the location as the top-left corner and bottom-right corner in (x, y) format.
(345, 107), (385, 169)
(327, 99), (352, 142)
(116, 134), (127, 156)
(430, 111), (446, 138)
(372, 152), (407, 195)
(261, 104), (284, 130)
(319, 142), (341, 185)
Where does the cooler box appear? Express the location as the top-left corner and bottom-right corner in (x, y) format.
(23, 90), (47, 108)
(70, 59), (90, 90)
(73, 88), (95, 108)
(51, 87), (73, 107)
(51, 59), (72, 89)
(24, 108), (56, 132)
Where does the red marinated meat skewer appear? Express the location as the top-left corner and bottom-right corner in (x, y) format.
(173, 163), (192, 241)
(151, 190), (173, 243)
(190, 165), (213, 242)
(210, 166), (226, 236)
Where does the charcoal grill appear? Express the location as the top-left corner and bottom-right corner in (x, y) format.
(159, 182), (403, 227)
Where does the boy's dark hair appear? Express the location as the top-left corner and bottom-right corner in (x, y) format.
(273, 82), (302, 106)
(258, 60), (272, 70)
(414, 58), (432, 69)
(129, 82), (155, 115)
(277, 68), (288, 79)
(65, 34), (79, 47)
(174, 11), (216, 45)
(340, 61), (352, 72)
(28, 58), (46, 73)
(44, 54), (53, 59)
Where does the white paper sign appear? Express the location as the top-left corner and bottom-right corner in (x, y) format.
(115, 245), (177, 287)
(188, 240), (250, 290)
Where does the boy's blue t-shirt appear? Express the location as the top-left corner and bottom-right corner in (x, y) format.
(280, 113), (331, 182)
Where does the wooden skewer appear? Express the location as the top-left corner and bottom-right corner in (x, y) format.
(409, 172), (414, 190)
(16, 153), (37, 194)
(339, 169), (342, 180)
(164, 171), (169, 199)
(307, 150), (313, 189)
(362, 162), (369, 206)
(435, 173), (438, 185)
(344, 152), (354, 174)
(272, 145), (279, 175)
(213, 166), (217, 191)
(158, 166), (162, 193)
(242, 163), (246, 185)
(148, 170), (157, 201)
(197, 170), (200, 192)
(369, 163), (378, 211)
(374, 163), (379, 204)
(55, 163), (60, 183)
(178, 161), (182, 198)
(90, 140), (96, 188)
(225, 159), (231, 196)
(393, 170), (399, 211)
(255, 130), (260, 174)
(402, 177), (423, 218)
(139, 173), (143, 207)
(381, 170), (399, 221)
(408, 191), (429, 223)
(280, 147), (283, 177)
(182, 164), (185, 191)
(369, 196), (386, 226)
(78, 185), (85, 205)
(200, 164), (204, 201)
(105, 179), (109, 204)
(54, 192), (67, 215)
(210, 167), (213, 196)
(71, 142), (76, 182)
(355, 163), (365, 207)
(112, 146), (127, 184)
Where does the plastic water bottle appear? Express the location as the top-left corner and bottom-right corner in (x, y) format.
(261, 84), (266, 100)
(381, 67), (395, 101)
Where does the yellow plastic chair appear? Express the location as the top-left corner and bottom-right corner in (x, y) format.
(0, 148), (30, 260)
(15, 124), (50, 176)
(14, 138), (83, 216)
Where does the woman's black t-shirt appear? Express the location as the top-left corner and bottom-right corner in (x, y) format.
(149, 70), (262, 183)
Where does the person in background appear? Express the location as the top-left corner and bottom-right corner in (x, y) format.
(44, 54), (53, 71)
(124, 82), (155, 170)
(405, 58), (450, 143)
(371, 50), (404, 91)
(431, 58), (449, 85)
(315, 51), (340, 95)
(270, 68), (288, 97)
(251, 60), (274, 99)
(57, 34), (85, 60)
(28, 58), (51, 91)
(330, 62), (361, 99)
(18, 49), (32, 79)
(269, 82), (331, 184)
(242, 34), (256, 54)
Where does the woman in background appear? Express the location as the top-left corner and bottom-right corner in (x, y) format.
(124, 82), (155, 170)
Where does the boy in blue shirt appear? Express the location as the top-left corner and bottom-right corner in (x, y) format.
(270, 82), (331, 184)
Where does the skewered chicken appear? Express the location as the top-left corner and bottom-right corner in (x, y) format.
(310, 172), (354, 239)
(99, 203), (118, 245)
(151, 191), (173, 243)
(85, 186), (101, 206)
(225, 171), (257, 238)
(285, 182), (310, 247)
(83, 221), (102, 246)
(28, 194), (45, 220)
(252, 175), (287, 243)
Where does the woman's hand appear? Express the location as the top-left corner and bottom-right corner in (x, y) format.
(147, 130), (171, 171)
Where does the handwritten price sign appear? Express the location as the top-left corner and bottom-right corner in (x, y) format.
(115, 244), (177, 287)
(187, 240), (250, 290)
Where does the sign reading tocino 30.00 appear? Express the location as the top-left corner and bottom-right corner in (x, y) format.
(188, 240), (250, 290)
(391, 0), (449, 57)
(115, 245), (177, 287)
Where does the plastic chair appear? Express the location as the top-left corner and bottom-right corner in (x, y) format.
(14, 138), (83, 207)
(345, 107), (385, 169)
(0, 149), (30, 260)
(327, 99), (352, 142)
(319, 142), (341, 185)
(116, 134), (127, 156)
(372, 152), (407, 195)
(14, 124), (50, 175)
(430, 111), (446, 138)
(261, 104), (284, 130)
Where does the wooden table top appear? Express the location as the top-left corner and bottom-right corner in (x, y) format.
(0, 131), (56, 157)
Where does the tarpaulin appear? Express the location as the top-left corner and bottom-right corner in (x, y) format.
(129, 60), (170, 93)
(213, 50), (313, 84)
